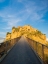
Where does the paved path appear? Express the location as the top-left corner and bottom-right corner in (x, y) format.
(0, 36), (42, 64)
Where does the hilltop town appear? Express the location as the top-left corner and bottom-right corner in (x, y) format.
(4, 25), (47, 45)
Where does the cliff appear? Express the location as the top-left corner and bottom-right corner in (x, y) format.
(5, 25), (47, 44)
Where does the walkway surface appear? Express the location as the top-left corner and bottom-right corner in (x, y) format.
(0, 36), (42, 64)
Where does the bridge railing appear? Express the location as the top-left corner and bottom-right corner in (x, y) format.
(0, 37), (21, 58)
(26, 37), (48, 64)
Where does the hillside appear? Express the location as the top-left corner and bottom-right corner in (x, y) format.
(5, 25), (47, 45)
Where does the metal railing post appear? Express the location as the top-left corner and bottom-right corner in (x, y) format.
(42, 45), (44, 62)
(36, 42), (37, 53)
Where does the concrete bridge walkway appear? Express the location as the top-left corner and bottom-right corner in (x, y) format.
(0, 36), (43, 64)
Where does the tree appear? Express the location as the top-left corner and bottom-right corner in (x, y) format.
(6, 32), (11, 35)
(12, 26), (15, 30)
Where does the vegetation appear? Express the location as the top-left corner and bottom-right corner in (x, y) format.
(6, 32), (11, 35)
(12, 26), (16, 29)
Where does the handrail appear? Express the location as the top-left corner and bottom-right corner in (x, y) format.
(0, 37), (21, 58)
(26, 37), (48, 64)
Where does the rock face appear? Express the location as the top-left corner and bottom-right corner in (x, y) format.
(5, 25), (47, 44)
(5, 32), (11, 41)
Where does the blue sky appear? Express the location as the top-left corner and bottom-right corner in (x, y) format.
(0, 0), (48, 38)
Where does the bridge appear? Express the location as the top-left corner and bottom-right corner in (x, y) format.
(0, 36), (48, 64)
